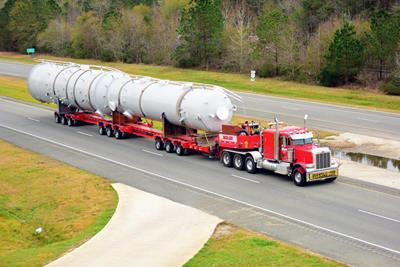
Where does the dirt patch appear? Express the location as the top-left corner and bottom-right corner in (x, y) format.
(322, 133), (400, 160)
(213, 222), (234, 238)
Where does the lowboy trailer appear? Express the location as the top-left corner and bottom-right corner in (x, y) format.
(55, 102), (339, 186)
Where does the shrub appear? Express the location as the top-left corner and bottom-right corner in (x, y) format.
(381, 71), (400, 95)
(257, 63), (276, 78)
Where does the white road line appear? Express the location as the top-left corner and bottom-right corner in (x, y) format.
(359, 209), (400, 223)
(1, 123), (400, 256)
(27, 117), (40, 122)
(77, 131), (93, 137)
(358, 117), (378, 123)
(142, 149), (163, 157)
(231, 174), (260, 183)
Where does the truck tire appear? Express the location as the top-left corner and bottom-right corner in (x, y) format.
(165, 142), (174, 153)
(106, 127), (114, 137)
(67, 118), (74, 127)
(114, 129), (122, 139)
(233, 154), (244, 170)
(245, 156), (257, 173)
(60, 116), (67, 125)
(293, 168), (306, 186)
(98, 126), (105, 135)
(221, 151), (232, 167)
(155, 139), (164, 150)
(176, 144), (185, 156)
(54, 113), (61, 123)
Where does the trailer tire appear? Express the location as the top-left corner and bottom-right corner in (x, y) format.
(293, 168), (306, 186)
(114, 130), (123, 139)
(221, 151), (233, 167)
(67, 118), (74, 127)
(98, 126), (105, 135)
(176, 144), (185, 156)
(245, 156), (257, 173)
(60, 116), (67, 125)
(165, 142), (174, 153)
(106, 127), (114, 137)
(233, 154), (244, 170)
(155, 139), (164, 150)
(54, 113), (61, 123)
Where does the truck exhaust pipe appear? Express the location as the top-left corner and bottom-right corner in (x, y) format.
(274, 116), (279, 161)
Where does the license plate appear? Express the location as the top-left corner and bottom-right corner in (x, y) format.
(309, 169), (338, 181)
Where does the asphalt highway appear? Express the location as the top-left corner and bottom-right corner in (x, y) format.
(1, 60), (400, 140)
(0, 98), (400, 267)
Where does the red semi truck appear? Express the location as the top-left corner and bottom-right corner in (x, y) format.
(55, 106), (339, 186)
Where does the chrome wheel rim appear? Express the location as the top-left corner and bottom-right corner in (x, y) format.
(246, 160), (253, 170)
(295, 172), (302, 183)
(234, 157), (241, 167)
(223, 153), (230, 164)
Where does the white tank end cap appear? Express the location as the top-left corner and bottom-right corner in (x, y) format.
(123, 111), (133, 118)
(109, 101), (117, 111)
(81, 65), (90, 70)
(216, 106), (230, 121)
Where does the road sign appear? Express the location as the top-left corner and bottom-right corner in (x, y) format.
(250, 70), (256, 81)
(26, 48), (35, 55)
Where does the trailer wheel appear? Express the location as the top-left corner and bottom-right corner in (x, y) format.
(245, 156), (257, 173)
(176, 145), (185, 156)
(54, 113), (61, 123)
(165, 142), (174, 153)
(114, 130), (123, 139)
(67, 118), (75, 127)
(98, 126), (105, 135)
(293, 168), (306, 186)
(60, 116), (67, 125)
(106, 127), (114, 137)
(221, 151), (232, 167)
(155, 139), (164, 150)
(233, 154), (244, 170)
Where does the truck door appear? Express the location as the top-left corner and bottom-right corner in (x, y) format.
(280, 136), (289, 162)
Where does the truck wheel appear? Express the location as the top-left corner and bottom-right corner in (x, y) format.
(54, 113), (61, 123)
(245, 156), (257, 173)
(165, 142), (174, 153)
(61, 116), (67, 125)
(221, 151), (232, 167)
(176, 145), (185, 156)
(106, 127), (114, 137)
(114, 130), (122, 139)
(233, 154), (244, 170)
(293, 168), (306, 186)
(67, 118), (74, 127)
(98, 126), (105, 135)
(155, 139), (164, 150)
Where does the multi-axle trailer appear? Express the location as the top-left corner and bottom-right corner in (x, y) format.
(55, 105), (339, 186)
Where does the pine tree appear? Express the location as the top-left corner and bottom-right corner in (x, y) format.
(174, 0), (224, 69)
(320, 22), (364, 86)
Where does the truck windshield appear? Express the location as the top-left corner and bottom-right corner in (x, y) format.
(292, 138), (313, 145)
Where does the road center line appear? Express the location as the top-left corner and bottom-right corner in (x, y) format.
(1, 123), (400, 256)
(358, 209), (400, 223)
(27, 117), (40, 122)
(142, 149), (163, 157)
(231, 174), (260, 183)
(77, 131), (93, 137)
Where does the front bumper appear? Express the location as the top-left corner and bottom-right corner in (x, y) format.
(306, 165), (339, 182)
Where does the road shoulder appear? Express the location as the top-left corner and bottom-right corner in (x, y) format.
(46, 183), (221, 267)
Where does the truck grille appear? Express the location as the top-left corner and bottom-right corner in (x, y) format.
(316, 152), (330, 169)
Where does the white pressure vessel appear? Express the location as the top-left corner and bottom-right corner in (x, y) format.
(28, 61), (236, 132)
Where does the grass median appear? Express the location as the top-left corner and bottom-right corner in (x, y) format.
(185, 223), (344, 267)
(0, 140), (117, 266)
(1, 52), (400, 113)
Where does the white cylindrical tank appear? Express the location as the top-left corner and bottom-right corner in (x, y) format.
(28, 61), (236, 132)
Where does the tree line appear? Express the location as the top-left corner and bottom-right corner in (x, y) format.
(1, 0), (400, 94)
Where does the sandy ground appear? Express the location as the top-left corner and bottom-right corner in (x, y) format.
(322, 133), (400, 160)
(46, 183), (221, 267)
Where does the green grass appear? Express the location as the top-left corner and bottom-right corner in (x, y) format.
(185, 223), (344, 267)
(1, 52), (400, 113)
(0, 140), (118, 267)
